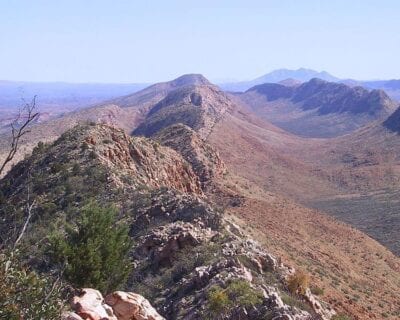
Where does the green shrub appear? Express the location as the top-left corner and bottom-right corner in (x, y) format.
(206, 279), (263, 316)
(49, 201), (133, 292)
(227, 279), (263, 307)
(0, 251), (63, 319)
(207, 288), (231, 314)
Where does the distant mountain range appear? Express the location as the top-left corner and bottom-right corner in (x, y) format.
(219, 68), (339, 92)
(219, 68), (400, 101)
(237, 78), (398, 137)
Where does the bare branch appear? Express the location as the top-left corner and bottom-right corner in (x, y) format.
(13, 173), (36, 249)
(0, 96), (39, 176)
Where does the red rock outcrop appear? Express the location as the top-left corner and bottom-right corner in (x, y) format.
(82, 124), (202, 194)
(105, 291), (164, 320)
(64, 288), (164, 320)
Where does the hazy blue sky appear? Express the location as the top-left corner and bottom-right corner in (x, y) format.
(1, 0), (399, 83)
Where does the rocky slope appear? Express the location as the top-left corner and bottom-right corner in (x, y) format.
(239, 78), (398, 137)
(0, 123), (202, 247)
(153, 123), (226, 188)
(0, 123), (333, 320)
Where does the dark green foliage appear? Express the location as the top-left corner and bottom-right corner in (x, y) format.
(0, 251), (63, 319)
(50, 202), (132, 292)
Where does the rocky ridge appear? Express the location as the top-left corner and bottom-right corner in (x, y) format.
(153, 123), (226, 188)
(133, 84), (233, 140)
(125, 190), (335, 320)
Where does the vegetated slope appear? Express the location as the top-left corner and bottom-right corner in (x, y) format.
(0, 123), (203, 245)
(239, 78), (398, 137)
(219, 68), (339, 92)
(0, 123), (333, 320)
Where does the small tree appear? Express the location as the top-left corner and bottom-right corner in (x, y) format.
(50, 202), (132, 292)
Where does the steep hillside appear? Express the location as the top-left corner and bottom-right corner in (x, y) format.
(0, 123), (203, 245)
(239, 78), (398, 137)
(124, 76), (400, 318)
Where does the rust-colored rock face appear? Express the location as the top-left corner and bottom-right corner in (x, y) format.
(154, 123), (226, 187)
(81, 124), (202, 194)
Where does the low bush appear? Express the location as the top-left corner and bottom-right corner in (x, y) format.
(287, 270), (309, 295)
(206, 279), (263, 317)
